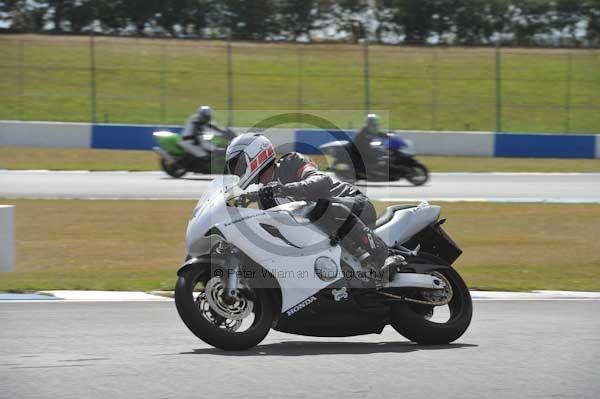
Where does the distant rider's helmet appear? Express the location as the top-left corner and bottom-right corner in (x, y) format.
(225, 133), (276, 189)
(197, 106), (213, 124)
(365, 113), (380, 134)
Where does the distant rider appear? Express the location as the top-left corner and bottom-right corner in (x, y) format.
(180, 106), (236, 156)
(225, 133), (402, 280)
(352, 113), (388, 175)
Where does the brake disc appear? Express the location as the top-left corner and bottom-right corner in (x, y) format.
(195, 292), (242, 331)
(204, 277), (254, 321)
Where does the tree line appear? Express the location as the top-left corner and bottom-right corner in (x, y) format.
(1, 0), (599, 46)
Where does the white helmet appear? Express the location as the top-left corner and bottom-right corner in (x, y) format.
(225, 133), (276, 189)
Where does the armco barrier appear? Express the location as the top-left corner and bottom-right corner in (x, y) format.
(1, 121), (598, 159)
(295, 129), (496, 157)
(494, 133), (597, 159)
(91, 125), (296, 152)
(0, 205), (15, 273)
(91, 124), (181, 150)
(0, 121), (297, 153)
(295, 130), (355, 154)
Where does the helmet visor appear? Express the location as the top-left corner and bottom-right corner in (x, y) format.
(225, 153), (247, 177)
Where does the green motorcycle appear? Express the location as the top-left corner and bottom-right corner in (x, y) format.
(152, 127), (234, 178)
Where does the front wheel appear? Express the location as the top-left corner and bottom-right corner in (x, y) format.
(174, 265), (274, 350)
(390, 260), (472, 345)
(160, 158), (187, 178)
(406, 163), (429, 186)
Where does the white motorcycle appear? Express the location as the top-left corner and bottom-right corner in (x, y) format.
(175, 176), (472, 350)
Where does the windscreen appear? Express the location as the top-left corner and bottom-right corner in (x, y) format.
(191, 175), (240, 219)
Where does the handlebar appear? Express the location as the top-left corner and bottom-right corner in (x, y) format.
(233, 191), (260, 207)
(243, 191), (260, 203)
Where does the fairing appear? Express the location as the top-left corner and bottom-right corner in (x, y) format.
(153, 131), (185, 155)
(185, 176), (343, 313)
(375, 202), (441, 247)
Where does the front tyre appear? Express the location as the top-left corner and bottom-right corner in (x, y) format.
(160, 158), (187, 178)
(406, 163), (429, 186)
(391, 264), (472, 345)
(175, 265), (274, 351)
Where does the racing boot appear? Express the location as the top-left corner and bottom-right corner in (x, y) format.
(345, 224), (403, 283)
(310, 198), (399, 282)
(380, 254), (406, 283)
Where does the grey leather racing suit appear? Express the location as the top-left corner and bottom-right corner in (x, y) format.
(260, 152), (388, 268)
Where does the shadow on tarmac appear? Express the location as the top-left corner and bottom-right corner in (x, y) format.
(182, 341), (477, 357)
(159, 176), (215, 181)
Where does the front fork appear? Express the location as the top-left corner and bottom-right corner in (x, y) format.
(217, 242), (242, 303)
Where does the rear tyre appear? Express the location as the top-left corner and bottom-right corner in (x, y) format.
(406, 163), (428, 186)
(160, 158), (187, 178)
(390, 257), (472, 345)
(175, 265), (274, 351)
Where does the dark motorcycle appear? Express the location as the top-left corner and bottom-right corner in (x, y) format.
(320, 133), (429, 186)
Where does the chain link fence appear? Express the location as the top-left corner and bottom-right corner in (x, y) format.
(0, 35), (598, 133)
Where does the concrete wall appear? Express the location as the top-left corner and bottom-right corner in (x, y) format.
(401, 131), (495, 157)
(0, 205), (15, 273)
(0, 121), (91, 148)
(1, 121), (599, 159)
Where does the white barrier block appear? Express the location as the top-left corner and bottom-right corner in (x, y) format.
(0, 121), (92, 148)
(400, 130), (496, 157)
(0, 205), (15, 273)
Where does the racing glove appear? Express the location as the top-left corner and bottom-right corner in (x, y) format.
(259, 182), (287, 207)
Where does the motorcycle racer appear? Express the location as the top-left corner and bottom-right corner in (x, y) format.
(180, 106), (236, 157)
(351, 113), (389, 175)
(225, 133), (402, 279)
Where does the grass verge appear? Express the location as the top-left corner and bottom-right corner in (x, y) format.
(1, 147), (599, 173)
(0, 147), (159, 171)
(1, 35), (599, 132)
(0, 199), (598, 292)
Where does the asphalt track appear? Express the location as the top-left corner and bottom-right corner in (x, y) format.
(1, 170), (600, 203)
(1, 300), (599, 399)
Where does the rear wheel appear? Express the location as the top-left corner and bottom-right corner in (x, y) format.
(390, 255), (472, 345)
(160, 158), (187, 178)
(175, 265), (274, 350)
(406, 163), (428, 186)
